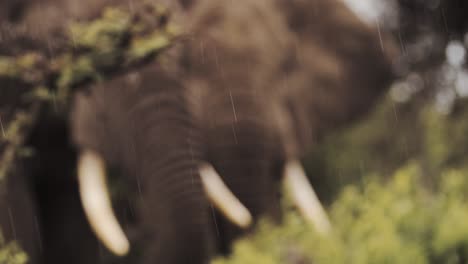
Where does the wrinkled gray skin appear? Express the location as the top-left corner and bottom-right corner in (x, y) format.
(0, 0), (396, 263)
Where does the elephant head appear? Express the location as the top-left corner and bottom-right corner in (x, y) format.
(70, 62), (255, 262)
(71, 0), (396, 258)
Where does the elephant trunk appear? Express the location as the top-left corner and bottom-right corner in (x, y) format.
(138, 153), (213, 263)
(72, 67), (215, 263)
(110, 78), (214, 263)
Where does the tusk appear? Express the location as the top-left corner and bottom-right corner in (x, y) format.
(199, 163), (252, 228)
(284, 160), (332, 234)
(78, 150), (130, 256)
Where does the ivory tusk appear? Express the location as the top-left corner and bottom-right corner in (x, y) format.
(78, 150), (130, 256)
(199, 163), (253, 228)
(284, 160), (332, 234)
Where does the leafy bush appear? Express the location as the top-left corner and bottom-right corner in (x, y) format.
(305, 95), (468, 201)
(214, 164), (468, 264)
(0, 233), (27, 264)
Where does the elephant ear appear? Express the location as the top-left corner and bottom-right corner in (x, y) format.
(276, 0), (398, 157)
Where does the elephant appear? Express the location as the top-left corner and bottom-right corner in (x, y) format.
(71, 0), (396, 262)
(0, 0), (397, 263)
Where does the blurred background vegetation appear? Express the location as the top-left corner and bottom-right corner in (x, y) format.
(0, 234), (28, 264)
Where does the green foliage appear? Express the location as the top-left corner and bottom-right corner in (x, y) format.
(0, 110), (38, 184)
(215, 164), (468, 264)
(69, 8), (131, 51)
(57, 5), (180, 102)
(0, 53), (41, 77)
(128, 32), (171, 62)
(422, 100), (468, 172)
(0, 2), (181, 186)
(303, 98), (422, 203)
(57, 8), (132, 96)
(0, 3), (181, 109)
(305, 95), (468, 203)
(0, 233), (27, 264)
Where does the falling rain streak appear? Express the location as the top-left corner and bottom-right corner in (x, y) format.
(0, 114), (5, 138)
